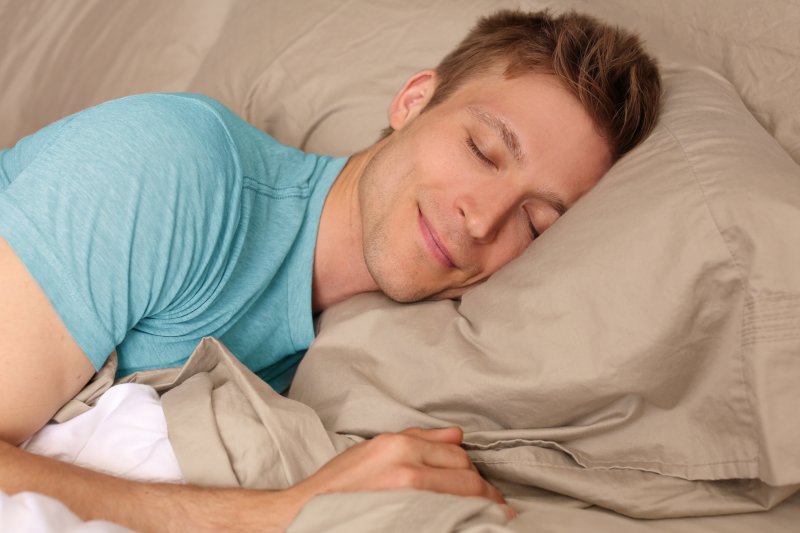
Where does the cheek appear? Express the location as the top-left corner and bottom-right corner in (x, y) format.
(484, 231), (531, 275)
(362, 141), (414, 205)
(406, 128), (470, 189)
(507, 237), (532, 264)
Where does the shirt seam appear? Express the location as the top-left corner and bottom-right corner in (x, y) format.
(11, 115), (79, 175)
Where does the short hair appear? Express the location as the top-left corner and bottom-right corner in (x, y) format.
(389, 9), (662, 160)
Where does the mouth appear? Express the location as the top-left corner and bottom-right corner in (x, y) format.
(418, 208), (456, 269)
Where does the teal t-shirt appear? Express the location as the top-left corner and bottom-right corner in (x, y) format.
(0, 93), (347, 393)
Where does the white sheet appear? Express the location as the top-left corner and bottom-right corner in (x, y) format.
(2, 384), (183, 532)
(22, 383), (183, 483)
(0, 491), (135, 533)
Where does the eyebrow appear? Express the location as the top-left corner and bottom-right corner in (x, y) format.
(467, 106), (525, 163)
(467, 106), (567, 217)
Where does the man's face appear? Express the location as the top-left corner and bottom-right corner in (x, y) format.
(359, 70), (612, 302)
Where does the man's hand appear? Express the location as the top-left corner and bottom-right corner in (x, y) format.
(270, 426), (508, 529)
(291, 427), (505, 504)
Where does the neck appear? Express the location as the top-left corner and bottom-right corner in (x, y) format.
(312, 139), (386, 313)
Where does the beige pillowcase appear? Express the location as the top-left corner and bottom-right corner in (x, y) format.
(0, 0), (232, 148)
(4, 1), (798, 162)
(187, 0), (800, 163)
(290, 65), (800, 495)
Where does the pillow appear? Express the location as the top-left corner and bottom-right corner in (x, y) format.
(188, 0), (485, 154)
(288, 65), (800, 514)
(186, 0), (800, 163)
(0, 0), (232, 148)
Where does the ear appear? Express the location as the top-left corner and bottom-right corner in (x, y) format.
(387, 69), (438, 131)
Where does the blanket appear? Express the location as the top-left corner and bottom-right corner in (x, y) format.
(50, 337), (796, 531)
(39, 338), (800, 533)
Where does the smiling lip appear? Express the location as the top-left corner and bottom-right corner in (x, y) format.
(418, 209), (455, 269)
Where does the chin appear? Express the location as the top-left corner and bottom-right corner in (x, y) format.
(377, 282), (430, 304)
(370, 270), (434, 303)
(364, 247), (450, 303)
(378, 278), (467, 303)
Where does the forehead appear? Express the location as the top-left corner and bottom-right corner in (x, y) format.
(436, 72), (613, 201)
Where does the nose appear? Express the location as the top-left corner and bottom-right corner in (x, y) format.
(457, 185), (520, 243)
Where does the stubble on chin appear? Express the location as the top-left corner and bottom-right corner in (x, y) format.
(362, 227), (433, 303)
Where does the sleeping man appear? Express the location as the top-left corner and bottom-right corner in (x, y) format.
(0, 9), (661, 532)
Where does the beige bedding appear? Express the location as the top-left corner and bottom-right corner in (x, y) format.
(290, 490), (800, 532)
(66, 336), (796, 531)
(70, 332), (796, 531)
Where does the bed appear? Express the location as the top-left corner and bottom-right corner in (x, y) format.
(1, 0), (799, 531)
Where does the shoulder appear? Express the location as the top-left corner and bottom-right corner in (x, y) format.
(46, 94), (245, 192)
(13, 94), (253, 218)
(68, 93), (238, 155)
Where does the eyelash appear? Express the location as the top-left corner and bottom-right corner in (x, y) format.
(465, 136), (494, 167)
(528, 218), (540, 240)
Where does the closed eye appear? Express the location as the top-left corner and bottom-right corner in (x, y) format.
(523, 206), (541, 240)
(528, 218), (541, 240)
(465, 136), (495, 168)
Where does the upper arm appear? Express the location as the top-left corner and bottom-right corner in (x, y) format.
(0, 236), (95, 445)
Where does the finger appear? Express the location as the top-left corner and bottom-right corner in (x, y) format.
(483, 479), (508, 505)
(398, 427), (476, 471)
(416, 439), (473, 470)
(401, 426), (463, 444)
(414, 427), (482, 473)
(484, 479), (508, 506)
(414, 467), (507, 505)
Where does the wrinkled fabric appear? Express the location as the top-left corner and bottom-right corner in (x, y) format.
(23, 384), (182, 483)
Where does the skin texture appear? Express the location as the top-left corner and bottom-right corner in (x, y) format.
(1, 68), (610, 530)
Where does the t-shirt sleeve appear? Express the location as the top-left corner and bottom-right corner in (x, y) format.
(0, 94), (242, 370)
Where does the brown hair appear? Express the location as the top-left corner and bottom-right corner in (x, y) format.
(390, 9), (662, 160)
